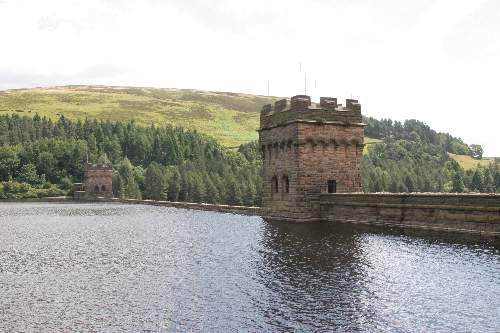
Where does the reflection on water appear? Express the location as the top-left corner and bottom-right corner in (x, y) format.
(0, 203), (499, 332)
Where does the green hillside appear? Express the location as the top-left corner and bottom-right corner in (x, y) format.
(0, 85), (490, 170)
(0, 86), (497, 197)
(448, 153), (492, 170)
(0, 85), (276, 147)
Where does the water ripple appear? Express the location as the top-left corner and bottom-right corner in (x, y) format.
(0, 202), (499, 332)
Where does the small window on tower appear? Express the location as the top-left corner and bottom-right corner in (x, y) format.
(282, 175), (289, 193)
(271, 176), (278, 193)
(94, 185), (100, 192)
(328, 180), (337, 193)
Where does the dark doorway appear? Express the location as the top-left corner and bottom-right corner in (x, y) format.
(328, 180), (337, 193)
(101, 185), (106, 192)
(272, 176), (278, 193)
(282, 175), (289, 193)
(94, 185), (100, 192)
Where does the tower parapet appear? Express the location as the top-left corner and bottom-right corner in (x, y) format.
(83, 163), (113, 199)
(260, 95), (363, 131)
(259, 95), (365, 221)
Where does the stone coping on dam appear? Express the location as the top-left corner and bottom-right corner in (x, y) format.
(320, 193), (500, 237)
(101, 197), (266, 216)
(2, 194), (499, 238)
(0, 197), (266, 216)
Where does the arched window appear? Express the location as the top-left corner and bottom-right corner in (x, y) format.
(101, 185), (106, 192)
(94, 185), (100, 192)
(282, 175), (289, 193)
(271, 176), (278, 194)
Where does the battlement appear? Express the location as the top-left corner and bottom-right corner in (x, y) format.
(260, 95), (363, 130)
(83, 163), (113, 199)
(85, 163), (113, 171)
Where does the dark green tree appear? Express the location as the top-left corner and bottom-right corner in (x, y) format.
(115, 158), (142, 199)
(0, 146), (20, 181)
(17, 163), (44, 186)
(470, 169), (483, 192)
(166, 168), (181, 201)
(469, 144), (484, 160)
(144, 162), (167, 200)
(452, 172), (465, 193)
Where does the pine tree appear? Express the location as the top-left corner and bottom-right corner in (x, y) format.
(37, 152), (57, 182)
(116, 158), (141, 199)
(483, 171), (495, 193)
(452, 172), (465, 193)
(166, 168), (181, 201)
(496, 170), (500, 193)
(389, 177), (399, 193)
(205, 176), (220, 204)
(144, 162), (166, 200)
(17, 163), (44, 186)
(97, 153), (111, 166)
(404, 174), (415, 193)
(226, 175), (243, 206)
(471, 169), (483, 192)
(191, 175), (206, 203)
(0, 146), (20, 181)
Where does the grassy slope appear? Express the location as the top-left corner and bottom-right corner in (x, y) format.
(0, 85), (277, 147)
(363, 137), (383, 154)
(448, 153), (492, 170)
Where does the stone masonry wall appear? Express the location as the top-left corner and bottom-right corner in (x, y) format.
(259, 95), (365, 221)
(320, 193), (500, 236)
(297, 123), (364, 219)
(84, 165), (113, 199)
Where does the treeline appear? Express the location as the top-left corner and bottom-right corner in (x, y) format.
(0, 114), (261, 204)
(0, 114), (497, 201)
(363, 117), (483, 158)
(361, 137), (500, 193)
(361, 116), (499, 193)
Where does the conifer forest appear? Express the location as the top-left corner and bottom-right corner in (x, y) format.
(0, 114), (498, 203)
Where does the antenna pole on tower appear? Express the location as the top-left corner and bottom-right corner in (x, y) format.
(267, 80), (270, 96)
(304, 73), (307, 95)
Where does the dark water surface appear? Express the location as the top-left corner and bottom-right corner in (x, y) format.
(0, 203), (499, 332)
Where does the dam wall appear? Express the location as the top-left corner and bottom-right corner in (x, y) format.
(88, 197), (266, 216)
(8, 193), (500, 237)
(320, 193), (500, 236)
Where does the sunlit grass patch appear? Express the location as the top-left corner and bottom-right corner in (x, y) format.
(448, 153), (492, 170)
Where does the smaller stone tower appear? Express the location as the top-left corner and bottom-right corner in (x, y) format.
(259, 95), (365, 221)
(84, 164), (113, 199)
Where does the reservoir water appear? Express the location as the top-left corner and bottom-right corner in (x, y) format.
(0, 202), (499, 332)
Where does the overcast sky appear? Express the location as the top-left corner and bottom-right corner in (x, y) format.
(0, 0), (499, 155)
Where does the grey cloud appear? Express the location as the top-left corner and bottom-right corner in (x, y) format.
(97, 0), (435, 36)
(82, 64), (125, 79)
(127, 0), (279, 35)
(36, 3), (121, 32)
(0, 64), (127, 90)
(37, 15), (63, 31)
(444, 0), (500, 61)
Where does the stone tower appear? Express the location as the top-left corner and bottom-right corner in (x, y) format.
(84, 164), (113, 199)
(259, 95), (365, 221)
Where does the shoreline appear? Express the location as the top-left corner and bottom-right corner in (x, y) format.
(1, 196), (499, 239)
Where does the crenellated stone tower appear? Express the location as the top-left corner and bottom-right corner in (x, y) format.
(259, 95), (365, 221)
(83, 163), (113, 199)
